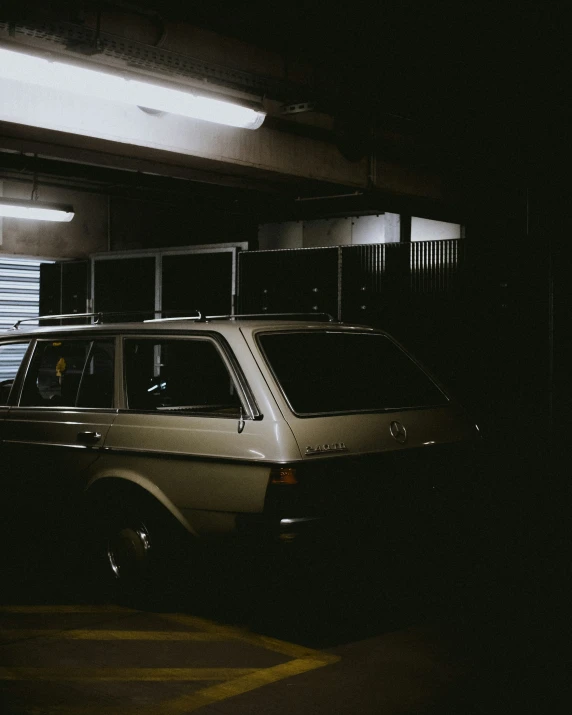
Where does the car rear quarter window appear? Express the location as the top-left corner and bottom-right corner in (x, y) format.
(123, 338), (242, 417)
(258, 331), (448, 416)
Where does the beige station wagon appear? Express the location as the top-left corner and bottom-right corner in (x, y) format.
(0, 312), (480, 587)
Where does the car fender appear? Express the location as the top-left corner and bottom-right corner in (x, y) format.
(85, 468), (198, 536)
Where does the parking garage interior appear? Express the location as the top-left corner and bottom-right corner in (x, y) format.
(0, 1), (568, 714)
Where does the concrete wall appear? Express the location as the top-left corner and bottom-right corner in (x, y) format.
(0, 181), (108, 259)
(258, 213), (401, 250)
(0, 75), (367, 190)
(109, 197), (257, 251)
(411, 217), (462, 241)
(0, 180), (258, 259)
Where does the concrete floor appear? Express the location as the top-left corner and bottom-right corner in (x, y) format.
(0, 603), (464, 715)
(1, 444), (568, 715)
(1, 517), (569, 715)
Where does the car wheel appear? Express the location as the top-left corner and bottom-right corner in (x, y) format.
(106, 515), (153, 585)
(89, 494), (174, 602)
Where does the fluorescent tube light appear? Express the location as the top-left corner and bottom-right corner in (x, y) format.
(0, 46), (266, 130)
(0, 198), (75, 222)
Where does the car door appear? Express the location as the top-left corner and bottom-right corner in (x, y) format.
(0, 339), (34, 526)
(99, 334), (276, 528)
(1, 336), (118, 527)
(0, 339), (32, 414)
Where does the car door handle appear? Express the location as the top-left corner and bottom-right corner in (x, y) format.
(77, 431), (102, 445)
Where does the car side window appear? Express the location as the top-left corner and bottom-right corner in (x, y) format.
(76, 342), (115, 408)
(0, 342), (31, 405)
(20, 339), (115, 408)
(124, 338), (241, 417)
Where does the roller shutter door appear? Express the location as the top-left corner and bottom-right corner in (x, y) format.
(0, 257), (43, 332)
(0, 257), (45, 380)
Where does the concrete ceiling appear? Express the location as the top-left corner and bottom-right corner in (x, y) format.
(0, 0), (566, 224)
(138, 0), (567, 132)
(5, 0), (566, 140)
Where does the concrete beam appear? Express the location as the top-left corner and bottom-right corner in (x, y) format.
(0, 75), (368, 189)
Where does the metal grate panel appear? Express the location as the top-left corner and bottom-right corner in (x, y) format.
(0, 257), (45, 381)
(0, 341), (29, 381)
(410, 239), (463, 294)
(0, 257), (43, 332)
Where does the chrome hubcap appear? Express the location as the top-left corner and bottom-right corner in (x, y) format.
(107, 525), (151, 580)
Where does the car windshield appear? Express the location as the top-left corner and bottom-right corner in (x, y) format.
(258, 331), (448, 415)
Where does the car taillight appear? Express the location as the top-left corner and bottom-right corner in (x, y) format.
(269, 465), (298, 485)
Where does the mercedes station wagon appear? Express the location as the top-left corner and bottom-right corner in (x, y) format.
(0, 312), (480, 587)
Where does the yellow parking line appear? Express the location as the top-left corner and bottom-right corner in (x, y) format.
(0, 605), (341, 715)
(0, 666), (256, 681)
(0, 605), (132, 614)
(161, 613), (326, 659)
(137, 656), (341, 714)
(1, 629), (227, 642)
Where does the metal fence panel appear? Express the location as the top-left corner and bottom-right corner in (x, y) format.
(238, 247), (339, 317)
(410, 239), (463, 294)
(239, 240), (464, 321)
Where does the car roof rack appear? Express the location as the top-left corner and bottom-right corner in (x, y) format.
(143, 313), (204, 323)
(11, 310), (203, 329)
(12, 312), (104, 329)
(205, 312), (336, 322)
(11, 309), (335, 330)
(147, 312), (336, 322)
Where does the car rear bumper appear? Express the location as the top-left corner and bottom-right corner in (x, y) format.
(239, 439), (483, 543)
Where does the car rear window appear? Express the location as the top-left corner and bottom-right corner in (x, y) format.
(258, 331), (448, 415)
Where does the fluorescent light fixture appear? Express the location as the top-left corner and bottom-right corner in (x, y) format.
(0, 45), (266, 130)
(0, 198), (75, 222)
